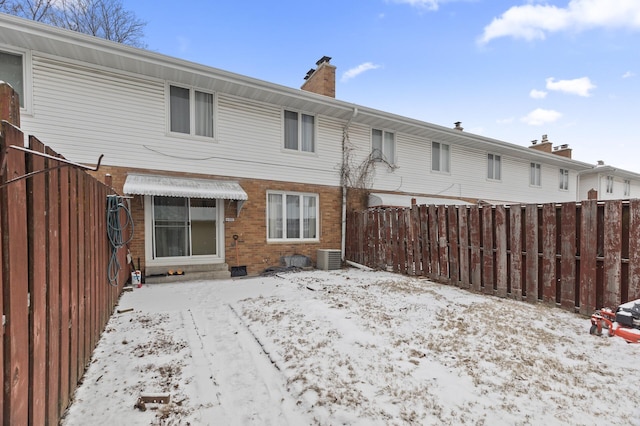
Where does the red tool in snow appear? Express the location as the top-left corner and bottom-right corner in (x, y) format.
(590, 299), (640, 343)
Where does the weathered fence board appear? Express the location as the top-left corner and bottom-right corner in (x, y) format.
(604, 201), (623, 308)
(560, 203), (577, 309)
(27, 136), (47, 426)
(458, 206), (470, 288)
(482, 206), (494, 294)
(2, 122), (30, 425)
(469, 206), (481, 292)
(510, 206), (523, 300)
(541, 203), (556, 304)
(448, 206), (459, 284)
(495, 205), (507, 298)
(630, 199), (640, 301)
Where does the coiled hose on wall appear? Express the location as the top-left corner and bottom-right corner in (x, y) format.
(107, 195), (134, 286)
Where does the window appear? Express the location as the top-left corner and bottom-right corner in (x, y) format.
(487, 153), (501, 180)
(0, 50), (24, 107)
(606, 176), (614, 194)
(169, 85), (214, 137)
(530, 163), (541, 186)
(152, 196), (217, 258)
(284, 110), (315, 152)
(372, 129), (395, 163)
(559, 168), (569, 191)
(267, 192), (318, 241)
(432, 141), (450, 173)
(624, 179), (631, 197)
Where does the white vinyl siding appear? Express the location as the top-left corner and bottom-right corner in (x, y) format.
(372, 128), (395, 164)
(267, 191), (318, 241)
(530, 163), (541, 187)
(487, 153), (501, 180)
(284, 110), (315, 152)
(432, 141), (450, 173)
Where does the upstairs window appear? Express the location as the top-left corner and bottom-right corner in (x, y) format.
(372, 129), (396, 164)
(432, 141), (450, 173)
(487, 153), (501, 180)
(0, 50), (24, 107)
(606, 175), (614, 194)
(169, 85), (214, 138)
(559, 168), (569, 191)
(284, 110), (315, 152)
(530, 163), (541, 186)
(624, 179), (631, 197)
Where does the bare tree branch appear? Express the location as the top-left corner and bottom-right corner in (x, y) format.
(2, 0), (146, 47)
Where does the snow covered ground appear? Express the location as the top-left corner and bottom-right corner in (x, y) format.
(61, 268), (640, 425)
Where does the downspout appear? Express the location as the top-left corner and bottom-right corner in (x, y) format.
(341, 107), (358, 261)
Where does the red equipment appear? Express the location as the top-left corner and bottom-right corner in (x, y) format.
(590, 299), (640, 343)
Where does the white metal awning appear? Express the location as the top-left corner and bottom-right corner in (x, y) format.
(368, 193), (474, 208)
(123, 174), (248, 215)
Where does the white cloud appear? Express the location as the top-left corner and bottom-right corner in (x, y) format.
(521, 108), (562, 126)
(391, 0), (441, 10)
(529, 89), (547, 99)
(545, 77), (596, 97)
(478, 0), (640, 44)
(622, 71), (636, 78)
(341, 62), (381, 82)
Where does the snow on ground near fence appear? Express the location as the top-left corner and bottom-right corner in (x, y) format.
(61, 269), (640, 425)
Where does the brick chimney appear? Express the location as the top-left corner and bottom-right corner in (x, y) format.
(301, 56), (336, 98)
(529, 134), (553, 153)
(552, 144), (572, 159)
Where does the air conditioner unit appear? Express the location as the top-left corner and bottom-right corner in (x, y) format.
(316, 249), (342, 270)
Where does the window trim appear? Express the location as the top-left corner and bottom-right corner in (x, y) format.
(530, 162), (542, 187)
(166, 82), (216, 140)
(371, 128), (396, 164)
(487, 153), (501, 181)
(559, 168), (569, 191)
(266, 190), (320, 242)
(431, 141), (451, 174)
(282, 109), (317, 154)
(0, 46), (32, 114)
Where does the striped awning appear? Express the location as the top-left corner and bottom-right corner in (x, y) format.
(123, 173), (247, 216)
(123, 174), (247, 201)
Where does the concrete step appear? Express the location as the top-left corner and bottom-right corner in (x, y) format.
(144, 263), (232, 283)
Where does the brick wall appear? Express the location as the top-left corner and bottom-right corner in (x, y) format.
(91, 166), (343, 276)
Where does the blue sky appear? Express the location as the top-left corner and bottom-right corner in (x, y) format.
(124, 0), (640, 171)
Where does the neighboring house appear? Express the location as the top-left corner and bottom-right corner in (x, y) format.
(0, 13), (636, 279)
(578, 161), (640, 201)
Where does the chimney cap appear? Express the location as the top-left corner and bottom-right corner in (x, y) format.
(316, 56), (332, 66)
(531, 139), (538, 145)
(541, 134), (548, 142)
(597, 160), (605, 166)
(560, 144), (568, 149)
(454, 121), (463, 131)
(303, 68), (315, 80)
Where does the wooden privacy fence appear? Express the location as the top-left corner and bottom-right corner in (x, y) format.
(0, 84), (129, 425)
(346, 200), (640, 316)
